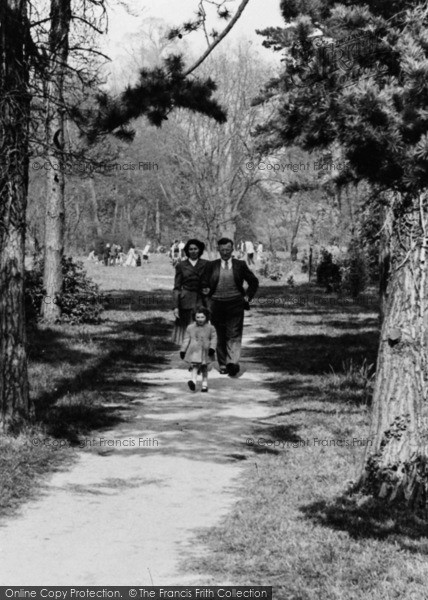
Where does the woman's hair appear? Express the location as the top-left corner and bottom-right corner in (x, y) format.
(193, 305), (210, 320)
(183, 238), (205, 257)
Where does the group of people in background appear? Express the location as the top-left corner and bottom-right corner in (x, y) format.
(172, 238), (259, 393)
(87, 241), (152, 266)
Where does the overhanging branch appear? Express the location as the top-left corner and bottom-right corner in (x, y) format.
(184, 0), (251, 77)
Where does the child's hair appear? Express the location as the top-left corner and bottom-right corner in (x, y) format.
(193, 306), (210, 321)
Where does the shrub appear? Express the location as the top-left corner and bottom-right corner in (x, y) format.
(56, 257), (104, 324)
(316, 250), (341, 292)
(24, 256), (104, 324)
(339, 243), (369, 298)
(259, 252), (283, 281)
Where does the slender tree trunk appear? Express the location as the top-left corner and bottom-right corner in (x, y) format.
(111, 198), (118, 236)
(155, 197), (161, 243)
(360, 197), (428, 508)
(41, 0), (71, 321)
(221, 201), (236, 240)
(142, 204), (148, 237)
(88, 177), (103, 239)
(0, 0), (32, 429)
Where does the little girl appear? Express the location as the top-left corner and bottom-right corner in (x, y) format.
(180, 306), (217, 392)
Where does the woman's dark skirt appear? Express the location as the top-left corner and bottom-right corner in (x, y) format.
(171, 308), (194, 345)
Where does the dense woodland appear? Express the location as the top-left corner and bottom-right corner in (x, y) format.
(1, 0), (428, 511)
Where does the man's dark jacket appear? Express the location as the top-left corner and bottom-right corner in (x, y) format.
(204, 258), (259, 301)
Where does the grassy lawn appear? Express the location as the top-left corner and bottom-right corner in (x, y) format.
(187, 283), (428, 600)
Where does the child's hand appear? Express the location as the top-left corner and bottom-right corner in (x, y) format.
(208, 348), (215, 357)
(180, 351), (185, 360)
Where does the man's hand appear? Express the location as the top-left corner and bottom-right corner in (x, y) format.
(180, 351), (185, 360)
(173, 308), (180, 319)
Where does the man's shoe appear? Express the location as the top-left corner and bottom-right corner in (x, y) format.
(227, 363), (240, 377)
(187, 380), (196, 391)
(219, 366), (228, 375)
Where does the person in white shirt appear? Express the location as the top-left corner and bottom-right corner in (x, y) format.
(178, 240), (185, 259)
(256, 241), (263, 262)
(245, 240), (255, 266)
(142, 241), (151, 263)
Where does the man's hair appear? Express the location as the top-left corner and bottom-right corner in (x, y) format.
(217, 237), (234, 247)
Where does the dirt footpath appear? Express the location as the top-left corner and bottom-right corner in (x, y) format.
(0, 318), (277, 585)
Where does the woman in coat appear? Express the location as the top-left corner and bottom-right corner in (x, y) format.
(171, 238), (208, 344)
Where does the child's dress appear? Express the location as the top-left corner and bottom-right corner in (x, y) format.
(180, 323), (217, 366)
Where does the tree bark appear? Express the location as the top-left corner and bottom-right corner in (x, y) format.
(155, 197), (161, 244)
(41, 0), (71, 321)
(379, 196), (394, 325)
(360, 197), (428, 508)
(0, 0), (32, 429)
(88, 177), (103, 239)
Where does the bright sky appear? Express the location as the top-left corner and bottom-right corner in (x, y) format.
(104, 0), (283, 67)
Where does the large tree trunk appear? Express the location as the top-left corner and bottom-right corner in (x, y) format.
(41, 0), (71, 321)
(360, 197), (428, 508)
(0, 0), (32, 429)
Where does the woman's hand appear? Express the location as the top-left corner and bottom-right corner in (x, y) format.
(202, 287), (210, 295)
(173, 308), (180, 319)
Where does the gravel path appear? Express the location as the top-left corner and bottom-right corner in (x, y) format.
(0, 323), (276, 585)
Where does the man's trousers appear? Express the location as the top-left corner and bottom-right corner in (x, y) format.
(210, 297), (245, 367)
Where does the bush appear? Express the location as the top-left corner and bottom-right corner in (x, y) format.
(259, 252), (283, 281)
(316, 250), (341, 292)
(25, 256), (104, 324)
(339, 243), (369, 298)
(57, 257), (104, 324)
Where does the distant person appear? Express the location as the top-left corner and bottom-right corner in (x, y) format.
(180, 306), (217, 393)
(204, 238), (259, 377)
(291, 245), (298, 261)
(110, 243), (119, 266)
(178, 240), (185, 259)
(103, 243), (110, 266)
(238, 239), (245, 259)
(170, 240), (181, 266)
(124, 246), (138, 267)
(245, 240), (255, 266)
(172, 239), (209, 345)
(256, 241), (263, 262)
(142, 241), (151, 263)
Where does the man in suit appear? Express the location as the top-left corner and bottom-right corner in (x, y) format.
(204, 237), (259, 376)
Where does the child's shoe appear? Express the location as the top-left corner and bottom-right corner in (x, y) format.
(201, 385), (208, 392)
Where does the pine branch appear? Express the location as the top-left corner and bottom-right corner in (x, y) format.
(184, 0), (251, 76)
